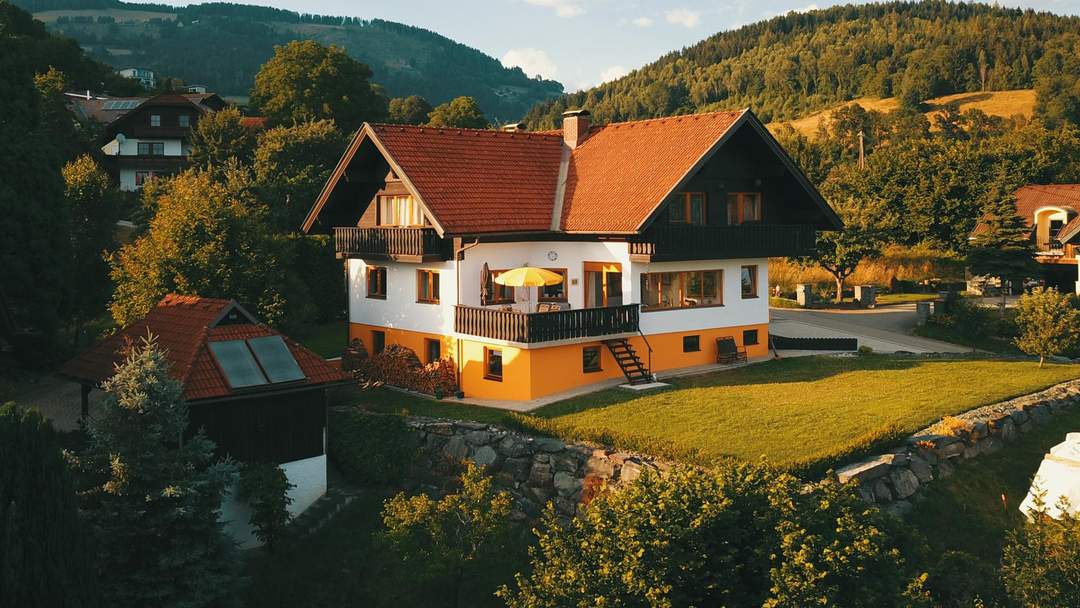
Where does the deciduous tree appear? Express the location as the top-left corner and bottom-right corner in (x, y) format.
(1002, 492), (1080, 607)
(189, 106), (258, 171)
(426, 96), (488, 129)
(388, 95), (434, 125)
(62, 155), (118, 346)
(1013, 287), (1080, 367)
(250, 40), (387, 132)
(801, 229), (880, 302)
(253, 119), (347, 231)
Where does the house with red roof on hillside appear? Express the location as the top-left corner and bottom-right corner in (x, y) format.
(62, 294), (350, 547)
(971, 184), (1080, 292)
(303, 108), (842, 403)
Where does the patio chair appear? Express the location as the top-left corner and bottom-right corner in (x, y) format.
(536, 302), (556, 313)
(716, 336), (747, 365)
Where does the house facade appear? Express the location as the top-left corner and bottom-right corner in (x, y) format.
(117, 66), (156, 89)
(971, 184), (1080, 293)
(95, 92), (226, 190)
(304, 109), (842, 402)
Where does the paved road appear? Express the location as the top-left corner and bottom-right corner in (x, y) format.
(770, 304), (969, 354)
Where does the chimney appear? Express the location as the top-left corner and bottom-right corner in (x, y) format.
(500, 122), (527, 132)
(562, 109), (590, 149)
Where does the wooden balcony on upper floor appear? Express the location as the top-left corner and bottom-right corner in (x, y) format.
(628, 223), (818, 262)
(333, 226), (452, 262)
(454, 304), (639, 344)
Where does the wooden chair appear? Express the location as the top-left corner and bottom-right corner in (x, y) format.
(716, 336), (747, 365)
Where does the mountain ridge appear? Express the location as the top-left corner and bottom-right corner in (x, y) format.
(12, 0), (564, 121)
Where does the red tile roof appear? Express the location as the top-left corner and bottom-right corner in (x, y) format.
(369, 124), (564, 234)
(972, 184), (1080, 237)
(561, 110), (745, 233)
(239, 116), (268, 129)
(61, 294), (350, 402)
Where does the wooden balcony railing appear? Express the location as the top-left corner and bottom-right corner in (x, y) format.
(629, 224), (817, 261)
(454, 304), (640, 344)
(334, 226), (451, 261)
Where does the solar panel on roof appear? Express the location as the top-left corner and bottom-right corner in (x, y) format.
(209, 340), (268, 389)
(247, 336), (306, 383)
(103, 100), (140, 110)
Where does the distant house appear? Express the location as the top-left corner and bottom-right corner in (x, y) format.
(117, 66), (156, 89)
(61, 294), (350, 546)
(303, 108), (841, 402)
(971, 184), (1080, 293)
(93, 92), (225, 190)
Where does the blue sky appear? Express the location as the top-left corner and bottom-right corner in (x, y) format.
(132, 0), (1080, 92)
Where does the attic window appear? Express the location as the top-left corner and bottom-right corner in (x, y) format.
(150, 114), (161, 127)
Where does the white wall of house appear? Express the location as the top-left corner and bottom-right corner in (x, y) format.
(347, 242), (768, 338)
(220, 454), (328, 550)
(632, 257), (770, 334)
(347, 258), (457, 335)
(112, 136), (184, 157)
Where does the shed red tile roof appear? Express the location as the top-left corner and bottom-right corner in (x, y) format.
(369, 124), (564, 234)
(61, 294), (349, 402)
(561, 110), (745, 232)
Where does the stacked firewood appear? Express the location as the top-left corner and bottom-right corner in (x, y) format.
(356, 344), (458, 396)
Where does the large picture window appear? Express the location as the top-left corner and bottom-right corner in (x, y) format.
(726, 192), (762, 225)
(640, 270), (723, 311)
(539, 268), (568, 302)
(417, 269), (440, 304)
(669, 192), (707, 225)
(378, 195), (425, 226)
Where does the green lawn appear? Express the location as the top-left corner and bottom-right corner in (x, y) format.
(875, 292), (941, 305)
(908, 405), (1080, 561)
(293, 320), (348, 359)
(517, 356), (1080, 475)
(335, 384), (512, 424)
(243, 490), (531, 608)
(913, 323), (1021, 354)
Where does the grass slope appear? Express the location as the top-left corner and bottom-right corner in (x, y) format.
(521, 356), (1080, 475)
(768, 89), (1037, 138)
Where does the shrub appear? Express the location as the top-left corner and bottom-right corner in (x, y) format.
(381, 462), (512, 608)
(239, 462), (295, 550)
(933, 416), (974, 438)
(1001, 493), (1080, 607)
(500, 462), (929, 608)
(328, 409), (419, 485)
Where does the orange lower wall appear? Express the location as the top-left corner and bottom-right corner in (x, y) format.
(350, 322), (769, 402)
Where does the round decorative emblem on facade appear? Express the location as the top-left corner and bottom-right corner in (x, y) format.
(547, 250), (558, 261)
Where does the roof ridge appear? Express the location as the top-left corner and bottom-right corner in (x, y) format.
(368, 122), (563, 140)
(590, 108), (748, 130)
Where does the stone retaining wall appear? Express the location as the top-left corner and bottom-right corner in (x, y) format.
(833, 379), (1080, 515)
(407, 418), (669, 518)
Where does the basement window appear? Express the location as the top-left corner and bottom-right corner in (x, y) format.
(485, 348), (503, 381)
(582, 346), (602, 373)
(683, 335), (701, 353)
(743, 329), (759, 346)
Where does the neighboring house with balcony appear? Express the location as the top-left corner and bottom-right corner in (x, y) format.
(971, 184), (1080, 292)
(92, 92), (227, 190)
(302, 109), (842, 402)
(117, 66), (156, 89)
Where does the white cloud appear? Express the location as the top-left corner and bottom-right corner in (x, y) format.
(525, 0), (584, 18)
(598, 65), (628, 83)
(501, 48), (559, 80)
(665, 8), (701, 28)
(631, 16), (654, 27)
(794, 3), (819, 12)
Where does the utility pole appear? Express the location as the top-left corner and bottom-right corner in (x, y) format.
(857, 130), (865, 170)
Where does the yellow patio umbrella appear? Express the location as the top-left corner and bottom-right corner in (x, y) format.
(494, 266), (564, 311)
(493, 266), (565, 288)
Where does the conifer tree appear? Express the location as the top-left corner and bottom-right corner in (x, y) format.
(966, 185), (1040, 311)
(81, 335), (238, 608)
(0, 404), (98, 608)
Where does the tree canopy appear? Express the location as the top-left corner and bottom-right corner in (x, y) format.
(250, 40), (388, 132)
(426, 96), (488, 129)
(388, 95), (434, 125)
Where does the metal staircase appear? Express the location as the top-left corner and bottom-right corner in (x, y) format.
(605, 338), (652, 385)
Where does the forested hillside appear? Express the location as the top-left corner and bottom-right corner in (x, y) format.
(524, 0), (1080, 128)
(12, 0), (563, 120)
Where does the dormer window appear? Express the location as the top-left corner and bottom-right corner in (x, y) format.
(150, 114), (161, 127)
(670, 192), (706, 225)
(378, 195), (425, 227)
(727, 192), (762, 225)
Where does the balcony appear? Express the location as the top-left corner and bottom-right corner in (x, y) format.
(333, 226), (452, 262)
(454, 304), (640, 344)
(628, 224), (817, 262)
